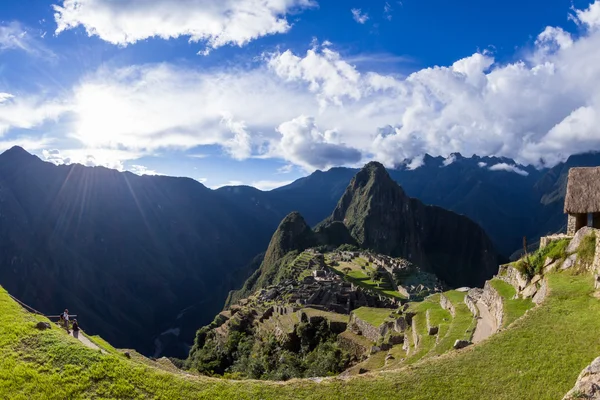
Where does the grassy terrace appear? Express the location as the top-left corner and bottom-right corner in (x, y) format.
(331, 260), (405, 300)
(302, 308), (349, 324)
(3, 273), (600, 399)
(352, 307), (393, 327)
(490, 279), (535, 327)
(431, 291), (476, 355)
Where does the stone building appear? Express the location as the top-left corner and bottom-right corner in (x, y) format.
(565, 167), (600, 235)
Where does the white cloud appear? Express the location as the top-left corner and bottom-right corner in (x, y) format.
(277, 164), (295, 173)
(274, 115), (362, 170)
(384, 2), (393, 20)
(251, 179), (293, 190)
(129, 165), (162, 176)
(0, 93), (68, 136)
(13, 0), (600, 175)
(53, 0), (316, 52)
(478, 162), (487, 168)
(0, 22), (54, 58)
(442, 154), (456, 166)
(572, 1), (600, 29)
(488, 163), (529, 176)
(351, 8), (369, 24)
(221, 114), (252, 160)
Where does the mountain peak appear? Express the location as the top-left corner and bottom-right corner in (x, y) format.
(0, 146), (38, 165)
(264, 212), (315, 265)
(2, 146), (31, 157)
(353, 161), (395, 188)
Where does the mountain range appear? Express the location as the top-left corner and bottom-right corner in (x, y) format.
(0, 146), (598, 358)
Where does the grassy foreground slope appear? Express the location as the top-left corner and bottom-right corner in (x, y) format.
(2, 273), (600, 399)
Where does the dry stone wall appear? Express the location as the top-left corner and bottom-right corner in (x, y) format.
(481, 281), (503, 330)
(350, 313), (382, 343)
(464, 294), (479, 317)
(439, 293), (456, 317)
(498, 265), (528, 292)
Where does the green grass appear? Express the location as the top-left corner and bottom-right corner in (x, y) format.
(402, 298), (449, 364)
(3, 273), (600, 399)
(332, 264), (405, 300)
(515, 238), (570, 278)
(577, 233), (597, 268)
(490, 279), (535, 327)
(302, 308), (349, 324)
(352, 307), (393, 327)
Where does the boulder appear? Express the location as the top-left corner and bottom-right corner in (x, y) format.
(453, 340), (472, 350)
(567, 227), (597, 253)
(521, 284), (538, 299)
(428, 326), (439, 336)
(530, 274), (542, 285)
(563, 356), (600, 400)
(544, 260), (560, 274)
(561, 254), (578, 270)
(35, 322), (51, 330)
(533, 279), (548, 305)
(124, 352), (131, 359)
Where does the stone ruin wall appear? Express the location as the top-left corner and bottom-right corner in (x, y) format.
(464, 294), (479, 317)
(439, 293), (456, 317)
(481, 281), (503, 330)
(350, 313), (382, 343)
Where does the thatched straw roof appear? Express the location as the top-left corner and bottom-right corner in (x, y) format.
(564, 167), (600, 213)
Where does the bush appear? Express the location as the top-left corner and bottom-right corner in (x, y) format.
(515, 239), (570, 279)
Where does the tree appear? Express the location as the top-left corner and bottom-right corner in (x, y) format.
(342, 267), (351, 276)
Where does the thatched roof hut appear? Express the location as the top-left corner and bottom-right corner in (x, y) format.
(564, 167), (600, 214)
(564, 167), (600, 235)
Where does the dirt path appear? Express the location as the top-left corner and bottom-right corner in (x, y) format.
(472, 300), (496, 343)
(68, 330), (106, 353)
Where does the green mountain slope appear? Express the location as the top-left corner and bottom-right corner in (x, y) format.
(2, 271), (599, 399)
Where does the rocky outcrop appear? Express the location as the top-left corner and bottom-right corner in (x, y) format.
(481, 281), (504, 329)
(567, 227), (598, 253)
(35, 322), (51, 330)
(498, 265), (528, 293)
(324, 162), (502, 288)
(563, 356), (600, 399)
(533, 278), (548, 305)
(440, 294), (456, 317)
(453, 340), (471, 350)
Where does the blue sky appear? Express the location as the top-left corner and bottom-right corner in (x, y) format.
(1, 0), (600, 189)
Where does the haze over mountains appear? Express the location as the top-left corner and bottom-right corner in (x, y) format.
(0, 146), (598, 358)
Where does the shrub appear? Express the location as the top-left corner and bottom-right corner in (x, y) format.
(515, 238), (570, 279)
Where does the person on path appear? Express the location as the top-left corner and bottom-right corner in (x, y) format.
(72, 319), (79, 332)
(63, 309), (70, 333)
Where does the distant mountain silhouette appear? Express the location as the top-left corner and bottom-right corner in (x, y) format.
(2, 147), (599, 358)
(0, 147), (276, 357)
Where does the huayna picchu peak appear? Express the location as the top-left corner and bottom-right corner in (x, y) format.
(324, 161), (501, 287)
